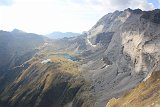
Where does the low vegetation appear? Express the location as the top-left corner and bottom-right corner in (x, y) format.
(0, 51), (84, 107)
(107, 71), (160, 107)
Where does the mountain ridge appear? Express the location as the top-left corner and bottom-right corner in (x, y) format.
(46, 31), (81, 39)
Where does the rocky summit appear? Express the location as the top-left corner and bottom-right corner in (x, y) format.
(0, 8), (160, 107)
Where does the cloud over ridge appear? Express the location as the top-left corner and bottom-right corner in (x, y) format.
(68, 0), (155, 11)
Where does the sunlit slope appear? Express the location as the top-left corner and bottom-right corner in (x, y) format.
(107, 71), (160, 107)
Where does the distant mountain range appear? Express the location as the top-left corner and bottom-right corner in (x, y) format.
(46, 31), (81, 39)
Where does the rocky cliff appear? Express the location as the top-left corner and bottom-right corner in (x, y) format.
(79, 8), (160, 107)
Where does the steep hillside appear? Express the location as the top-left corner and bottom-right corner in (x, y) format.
(0, 30), (47, 93)
(0, 53), (84, 107)
(107, 70), (160, 107)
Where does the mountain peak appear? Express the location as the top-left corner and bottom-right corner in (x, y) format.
(124, 8), (133, 11)
(12, 29), (25, 33)
(124, 8), (142, 14)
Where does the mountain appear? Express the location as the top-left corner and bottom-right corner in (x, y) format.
(0, 30), (85, 107)
(0, 29), (48, 93)
(46, 32), (81, 39)
(80, 8), (160, 107)
(1, 8), (160, 107)
(0, 29), (48, 69)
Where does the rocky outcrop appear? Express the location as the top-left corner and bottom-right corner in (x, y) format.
(141, 9), (160, 24)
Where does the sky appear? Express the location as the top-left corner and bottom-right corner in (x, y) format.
(0, 0), (159, 35)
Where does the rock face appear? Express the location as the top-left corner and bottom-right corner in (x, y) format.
(79, 8), (160, 107)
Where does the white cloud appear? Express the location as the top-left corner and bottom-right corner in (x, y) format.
(108, 0), (154, 10)
(68, 0), (155, 11)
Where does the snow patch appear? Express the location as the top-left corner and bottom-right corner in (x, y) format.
(143, 72), (152, 81)
(87, 37), (96, 47)
(105, 65), (110, 68)
(41, 59), (51, 64)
